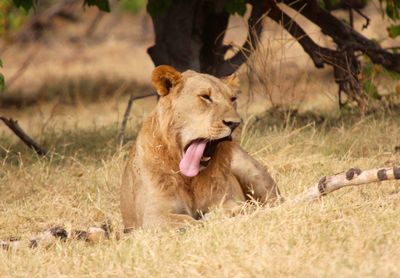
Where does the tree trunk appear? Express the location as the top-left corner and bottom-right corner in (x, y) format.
(147, 0), (266, 77)
(147, 0), (231, 73)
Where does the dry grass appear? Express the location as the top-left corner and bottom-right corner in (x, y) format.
(1, 2), (400, 276)
(1, 109), (400, 277)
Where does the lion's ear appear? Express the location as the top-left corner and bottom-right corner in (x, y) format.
(151, 65), (182, 96)
(222, 73), (240, 89)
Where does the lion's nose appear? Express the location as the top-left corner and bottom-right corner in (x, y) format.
(223, 120), (240, 132)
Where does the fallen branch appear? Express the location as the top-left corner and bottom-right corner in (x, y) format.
(1, 223), (111, 251)
(293, 166), (400, 203)
(116, 93), (156, 145)
(0, 116), (48, 156)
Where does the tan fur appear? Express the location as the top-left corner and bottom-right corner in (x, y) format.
(120, 66), (280, 231)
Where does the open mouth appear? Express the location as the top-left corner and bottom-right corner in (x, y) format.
(180, 136), (232, 177)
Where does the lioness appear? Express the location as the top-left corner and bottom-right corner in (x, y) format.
(120, 65), (280, 231)
(1, 66), (399, 250)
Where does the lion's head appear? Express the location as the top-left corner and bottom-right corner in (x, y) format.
(151, 65), (241, 177)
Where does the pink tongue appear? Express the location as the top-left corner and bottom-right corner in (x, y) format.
(179, 140), (207, 177)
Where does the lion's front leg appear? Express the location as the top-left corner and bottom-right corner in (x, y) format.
(141, 187), (200, 230)
(143, 212), (198, 230)
(230, 142), (280, 204)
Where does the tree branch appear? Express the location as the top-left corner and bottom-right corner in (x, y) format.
(280, 0), (400, 73)
(264, 0), (362, 103)
(0, 116), (48, 156)
(5, 47), (40, 89)
(199, 5), (231, 74)
(116, 93), (157, 145)
(293, 166), (400, 202)
(353, 7), (370, 30)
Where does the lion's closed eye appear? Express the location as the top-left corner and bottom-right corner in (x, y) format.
(200, 94), (212, 103)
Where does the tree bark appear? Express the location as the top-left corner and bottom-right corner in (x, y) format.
(147, 0), (207, 72)
(147, 0), (267, 77)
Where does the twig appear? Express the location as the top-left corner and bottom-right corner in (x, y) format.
(0, 116), (48, 156)
(348, 7), (354, 28)
(116, 93), (156, 145)
(6, 47), (40, 89)
(293, 166), (400, 203)
(86, 0), (118, 38)
(85, 10), (105, 37)
(353, 8), (370, 30)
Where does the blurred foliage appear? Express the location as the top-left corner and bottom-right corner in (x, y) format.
(225, 0), (247, 16)
(387, 23), (400, 37)
(361, 58), (400, 107)
(362, 59), (380, 100)
(119, 0), (146, 14)
(12, 0), (35, 11)
(84, 0), (110, 12)
(384, 0), (400, 19)
(381, 0), (400, 38)
(0, 0), (28, 37)
(146, 0), (172, 16)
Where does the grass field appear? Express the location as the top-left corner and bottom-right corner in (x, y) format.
(1, 107), (400, 277)
(1, 1), (400, 276)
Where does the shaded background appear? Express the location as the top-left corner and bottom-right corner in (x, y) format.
(1, 0), (399, 139)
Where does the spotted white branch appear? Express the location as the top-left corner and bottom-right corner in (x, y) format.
(293, 166), (400, 203)
(1, 225), (110, 251)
